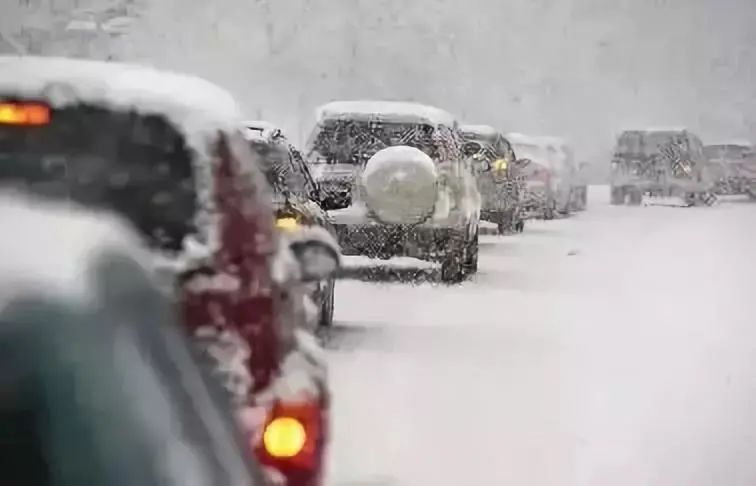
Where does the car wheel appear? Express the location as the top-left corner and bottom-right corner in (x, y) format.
(496, 213), (511, 234)
(610, 186), (625, 205)
(440, 233), (466, 284)
(515, 218), (525, 232)
(543, 204), (555, 220)
(318, 278), (335, 328)
(463, 227), (479, 274)
(628, 188), (642, 206)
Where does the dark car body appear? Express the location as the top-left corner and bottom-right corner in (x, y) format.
(0, 56), (330, 486)
(0, 194), (264, 486)
(243, 121), (337, 330)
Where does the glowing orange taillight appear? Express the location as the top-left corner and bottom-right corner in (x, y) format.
(255, 400), (324, 472)
(263, 417), (307, 458)
(0, 102), (51, 126)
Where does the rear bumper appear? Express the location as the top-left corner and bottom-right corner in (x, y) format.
(333, 222), (462, 260)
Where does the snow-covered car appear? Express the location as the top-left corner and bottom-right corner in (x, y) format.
(610, 128), (716, 206)
(0, 56), (338, 486)
(243, 120), (338, 330)
(0, 193), (266, 485)
(460, 124), (526, 234)
(305, 100), (481, 282)
(508, 133), (580, 216)
(506, 133), (559, 219)
(703, 142), (754, 196)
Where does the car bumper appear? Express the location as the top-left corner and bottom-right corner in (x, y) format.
(333, 222), (462, 261)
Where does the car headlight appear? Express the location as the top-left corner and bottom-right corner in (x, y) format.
(276, 217), (300, 232)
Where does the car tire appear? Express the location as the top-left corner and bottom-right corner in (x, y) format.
(440, 233), (466, 284)
(543, 203), (555, 220)
(463, 227), (479, 274)
(628, 188), (642, 206)
(318, 278), (335, 328)
(610, 186), (625, 205)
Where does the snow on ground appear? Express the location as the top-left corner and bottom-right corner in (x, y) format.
(341, 255), (439, 270)
(326, 185), (756, 486)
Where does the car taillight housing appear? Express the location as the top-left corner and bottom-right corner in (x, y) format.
(254, 399), (325, 483)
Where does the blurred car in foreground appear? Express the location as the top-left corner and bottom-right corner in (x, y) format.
(305, 100), (481, 283)
(0, 55), (338, 486)
(0, 193), (265, 485)
(460, 124), (527, 234)
(703, 142), (754, 196)
(243, 120), (338, 330)
(610, 128), (716, 206)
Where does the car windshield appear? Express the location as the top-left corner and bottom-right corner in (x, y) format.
(617, 132), (685, 157)
(307, 118), (436, 164)
(247, 139), (307, 196)
(0, 104), (197, 252)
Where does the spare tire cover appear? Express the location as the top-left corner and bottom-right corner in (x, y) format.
(361, 146), (438, 224)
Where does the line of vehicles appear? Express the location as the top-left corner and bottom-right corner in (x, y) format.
(0, 55), (589, 486)
(609, 128), (756, 206)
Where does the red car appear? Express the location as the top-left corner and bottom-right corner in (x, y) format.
(0, 55), (337, 486)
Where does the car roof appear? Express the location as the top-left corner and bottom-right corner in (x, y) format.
(459, 124), (498, 142)
(315, 100), (456, 127)
(0, 56), (243, 152)
(705, 141), (752, 149)
(242, 120), (287, 143)
(619, 128), (689, 136)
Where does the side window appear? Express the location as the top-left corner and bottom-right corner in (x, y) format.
(435, 125), (462, 162)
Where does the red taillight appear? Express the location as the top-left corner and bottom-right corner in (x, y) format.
(0, 102), (51, 126)
(255, 400), (324, 473)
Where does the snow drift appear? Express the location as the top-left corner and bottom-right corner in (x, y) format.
(361, 146), (438, 225)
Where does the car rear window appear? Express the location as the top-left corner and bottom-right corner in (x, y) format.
(0, 103), (197, 252)
(307, 118), (436, 164)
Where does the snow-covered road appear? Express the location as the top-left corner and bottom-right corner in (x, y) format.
(325, 186), (756, 486)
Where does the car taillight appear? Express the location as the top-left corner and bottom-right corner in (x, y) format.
(0, 102), (50, 125)
(255, 400), (324, 473)
(264, 417), (307, 458)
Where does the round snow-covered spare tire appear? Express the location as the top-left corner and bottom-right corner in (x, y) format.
(361, 146), (438, 225)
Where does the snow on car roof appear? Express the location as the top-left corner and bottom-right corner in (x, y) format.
(0, 56), (243, 150)
(459, 124), (498, 137)
(315, 100), (456, 127)
(0, 191), (147, 307)
(507, 132), (569, 149)
(506, 132), (549, 147)
(620, 127), (689, 134)
(706, 140), (753, 148)
(242, 119), (286, 142)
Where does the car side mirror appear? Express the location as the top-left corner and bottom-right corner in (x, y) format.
(287, 226), (341, 282)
